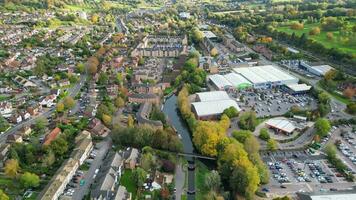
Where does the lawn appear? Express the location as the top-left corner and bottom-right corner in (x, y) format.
(120, 169), (137, 199)
(195, 161), (209, 200)
(0, 95), (11, 101)
(276, 22), (356, 54)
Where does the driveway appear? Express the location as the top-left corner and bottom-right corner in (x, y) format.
(71, 137), (111, 200)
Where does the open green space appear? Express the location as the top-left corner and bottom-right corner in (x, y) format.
(276, 22), (356, 54)
(120, 169), (137, 199)
(195, 161), (209, 200)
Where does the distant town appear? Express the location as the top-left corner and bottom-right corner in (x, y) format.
(0, 0), (355, 200)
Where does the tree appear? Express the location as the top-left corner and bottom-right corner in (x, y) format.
(56, 102), (64, 113)
(346, 102), (356, 114)
(63, 96), (75, 109)
(204, 170), (221, 192)
(291, 22), (304, 30)
(0, 190), (9, 200)
(115, 97), (125, 108)
(49, 136), (68, 157)
(273, 196), (292, 200)
(86, 56), (99, 75)
(127, 115), (134, 127)
(140, 152), (156, 171)
(222, 106), (239, 118)
(326, 32), (334, 40)
(102, 114), (112, 126)
(76, 63), (85, 73)
(192, 28), (204, 43)
(0, 115), (9, 132)
(210, 48), (218, 57)
(267, 139), (278, 151)
(259, 128), (270, 141)
(343, 87), (355, 99)
(20, 172), (40, 189)
(318, 92), (330, 104)
(238, 111), (257, 131)
(91, 14), (100, 23)
(309, 27), (321, 35)
(34, 117), (48, 135)
(4, 159), (20, 178)
(232, 130), (252, 143)
(315, 118), (331, 137)
(132, 167), (147, 188)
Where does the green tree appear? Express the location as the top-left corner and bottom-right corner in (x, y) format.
(238, 111), (257, 131)
(140, 152), (156, 171)
(204, 170), (221, 192)
(222, 106), (239, 118)
(318, 92), (330, 104)
(76, 63), (85, 73)
(192, 28), (204, 43)
(267, 139), (278, 151)
(132, 167), (147, 188)
(232, 130), (252, 143)
(4, 159), (20, 178)
(34, 117), (48, 135)
(315, 118), (331, 137)
(259, 128), (270, 141)
(20, 172), (40, 189)
(346, 102), (356, 114)
(49, 137), (68, 157)
(114, 97), (125, 108)
(0, 115), (9, 132)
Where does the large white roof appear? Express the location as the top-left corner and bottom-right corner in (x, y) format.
(310, 194), (356, 200)
(312, 65), (334, 76)
(192, 99), (241, 117)
(196, 91), (230, 102)
(233, 65), (298, 84)
(286, 83), (311, 92)
(266, 118), (296, 133)
(223, 73), (251, 87)
(208, 74), (232, 89)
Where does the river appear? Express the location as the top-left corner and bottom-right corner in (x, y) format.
(163, 95), (196, 200)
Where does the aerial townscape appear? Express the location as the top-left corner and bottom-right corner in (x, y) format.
(0, 0), (355, 200)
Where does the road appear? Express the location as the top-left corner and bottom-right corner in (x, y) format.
(72, 137), (111, 200)
(175, 163), (185, 200)
(0, 74), (87, 144)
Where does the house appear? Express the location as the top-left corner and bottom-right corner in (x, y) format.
(19, 110), (31, 120)
(43, 127), (61, 146)
(58, 79), (70, 87)
(27, 104), (42, 116)
(128, 93), (160, 105)
(39, 131), (93, 200)
(88, 118), (110, 137)
(91, 152), (124, 199)
(9, 113), (22, 124)
(20, 126), (32, 136)
(124, 148), (139, 169)
(40, 94), (57, 107)
(114, 186), (131, 200)
(6, 134), (23, 143)
(0, 143), (11, 168)
(0, 102), (13, 118)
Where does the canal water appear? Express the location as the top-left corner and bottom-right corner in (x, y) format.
(163, 95), (195, 200)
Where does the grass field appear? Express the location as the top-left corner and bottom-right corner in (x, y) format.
(195, 161), (209, 200)
(276, 22), (356, 54)
(120, 169), (137, 199)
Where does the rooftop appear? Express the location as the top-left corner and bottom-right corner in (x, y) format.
(196, 91), (230, 102)
(192, 99), (241, 117)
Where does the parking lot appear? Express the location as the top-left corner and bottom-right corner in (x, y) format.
(230, 88), (318, 117)
(263, 152), (355, 194)
(336, 128), (356, 172)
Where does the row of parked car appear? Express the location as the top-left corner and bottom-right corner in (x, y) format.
(308, 163), (333, 183)
(286, 160), (311, 183)
(268, 162), (290, 183)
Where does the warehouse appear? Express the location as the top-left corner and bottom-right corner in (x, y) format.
(233, 65), (299, 88)
(265, 118), (296, 135)
(208, 74), (232, 90)
(300, 61), (334, 76)
(223, 73), (252, 89)
(192, 99), (240, 120)
(196, 91), (230, 102)
(284, 83), (311, 94)
(208, 73), (252, 90)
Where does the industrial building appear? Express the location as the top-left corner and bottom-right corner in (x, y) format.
(233, 65), (299, 88)
(300, 61), (334, 76)
(265, 118), (296, 135)
(208, 73), (252, 90)
(192, 91), (240, 120)
(284, 83), (311, 94)
(297, 187), (356, 200)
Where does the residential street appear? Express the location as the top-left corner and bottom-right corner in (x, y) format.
(72, 137), (112, 200)
(175, 163), (185, 200)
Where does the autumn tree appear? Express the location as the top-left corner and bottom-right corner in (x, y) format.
(191, 28), (204, 43)
(0, 190), (9, 200)
(115, 97), (125, 108)
(343, 87), (355, 99)
(309, 27), (321, 35)
(326, 32), (334, 40)
(210, 48), (218, 57)
(86, 56), (99, 75)
(102, 114), (112, 127)
(63, 96), (75, 109)
(346, 102), (356, 114)
(20, 172), (40, 189)
(127, 115), (134, 127)
(91, 14), (100, 23)
(4, 159), (20, 178)
(267, 139), (278, 151)
(56, 102), (64, 113)
(291, 22), (304, 30)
